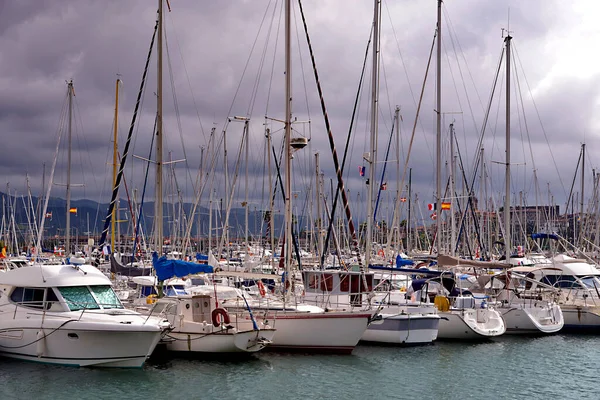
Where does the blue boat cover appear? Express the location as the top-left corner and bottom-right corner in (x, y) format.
(152, 252), (214, 281)
(195, 253), (209, 261)
(396, 255), (414, 267)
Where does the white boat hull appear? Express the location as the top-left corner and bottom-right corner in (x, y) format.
(361, 313), (439, 344)
(560, 305), (600, 331)
(501, 304), (563, 334)
(437, 309), (505, 340)
(0, 323), (163, 367)
(164, 327), (276, 353)
(253, 311), (371, 354)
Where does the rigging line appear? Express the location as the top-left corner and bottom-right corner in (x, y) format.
(247, 0), (277, 117)
(165, 11), (207, 142)
(511, 53), (530, 202)
(264, 1), (283, 116)
(565, 151), (582, 219)
(164, 25), (197, 207)
(298, 0), (368, 270)
(453, 131), (484, 257)
(291, 2), (311, 123)
(223, 2), (274, 122)
(35, 84), (70, 263)
(442, 5), (484, 128)
(98, 16), (159, 250)
(373, 116), (396, 222)
(386, 28), (437, 251)
(379, 47), (395, 127)
(132, 116), (157, 264)
(271, 144), (303, 271)
(382, 1), (430, 140)
(468, 45), (504, 175)
(460, 45), (504, 228)
(512, 43), (567, 200)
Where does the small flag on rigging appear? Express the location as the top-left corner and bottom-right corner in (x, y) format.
(430, 212), (437, 220)
(358, 166), (365, 177)
(380, 182), (387, 190)
(428, 203), (436, 211)
(400, 197), (407, 202)
(441, 202), (451, 210)
(69, 208), (77, 214)
(45, 211), (52, 218)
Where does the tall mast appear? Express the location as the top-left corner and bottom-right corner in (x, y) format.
(155, 0), (164, 254)
(315, 153), (322, 260)
(580, 142), (585, 246)
(244, 119), (249, 250)
(366, 0), (381, 268)
(284, 0), (293, 294)
(394, 106), (400, 251)
(111, 78), (121, 253)
(266, 127), (275, 271)
(450, 123), (456, 256)
(65, 80), (74, 256)
(435, 0), (442, 254)
(504, 33), (512, 261)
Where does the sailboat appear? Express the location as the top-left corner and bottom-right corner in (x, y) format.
(204, 0), (373, 353)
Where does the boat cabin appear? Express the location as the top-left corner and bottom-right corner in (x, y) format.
(302, 270), (373, 308)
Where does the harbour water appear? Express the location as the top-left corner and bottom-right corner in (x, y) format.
(0, 334), (596, 400)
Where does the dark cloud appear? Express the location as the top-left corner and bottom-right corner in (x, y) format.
(0, 0), (597, 225)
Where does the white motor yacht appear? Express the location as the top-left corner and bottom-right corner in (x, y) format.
(0, 263), (171, 367)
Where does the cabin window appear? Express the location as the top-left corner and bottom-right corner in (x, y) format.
(10, 287), (45, 309)
(320, 274), (334, 292)
(89, 285), (122, 309)
(59, 286), (100, 311)
(339, 274), (350, 292)
(308, 273), (319, 289)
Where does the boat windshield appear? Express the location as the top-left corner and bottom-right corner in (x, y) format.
(579, 276), (600, 290)
(59, 286), (100, 311)
(89, 285), (123, 309)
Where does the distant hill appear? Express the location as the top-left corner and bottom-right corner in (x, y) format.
(0, 192), (288, 243)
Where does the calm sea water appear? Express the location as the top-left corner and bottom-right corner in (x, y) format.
(0, 334), (596, 400)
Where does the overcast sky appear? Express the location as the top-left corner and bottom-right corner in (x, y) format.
(1, 0), (599, 223)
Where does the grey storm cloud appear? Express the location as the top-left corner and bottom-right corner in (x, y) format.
(1, 0), (598, 221)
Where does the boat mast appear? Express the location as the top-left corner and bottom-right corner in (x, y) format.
(111, 78), (121, 254)
(155, 0), (164, 255)
(435, 0), (442, 255)
(366, 0), (380, 268)
(579, 142), (585, 247)
(450, 123), (456, 256)
(65, 79), (74, 256)
(504, 33), (512, 261)
(284, 0), (293, 296)
(315, 152), (323, 261)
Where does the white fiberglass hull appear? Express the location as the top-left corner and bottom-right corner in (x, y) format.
(255, 311), (371, 354)
(559, 304), (600, 331)
(437, 309), (505, 340)
(0, 321), (164, 367)
(361, 313), (439, 344)
(501, 304), (563, 334)
(164, 327), (276, 353)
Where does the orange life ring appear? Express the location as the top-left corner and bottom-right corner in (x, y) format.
(378, 249), (385, 257)
(257, 281), (266, 297)
(211, 307), (231, 327)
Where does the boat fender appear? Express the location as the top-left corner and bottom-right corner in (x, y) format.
(212, 307), (231, 328)
(257, 281), (266, 297)
(36, 330), (45, 357)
